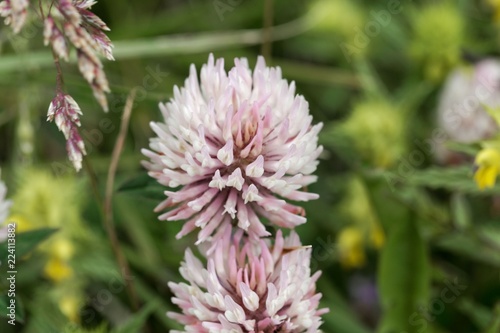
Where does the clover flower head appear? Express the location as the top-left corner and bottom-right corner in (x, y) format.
(0, 0), (28, 34)
(436, 60), (500, 163)
(342, 99), (405, 168)
(142, 55), (323, 244)
(410, 2), (464, 81)
(168, 227), (328, 332)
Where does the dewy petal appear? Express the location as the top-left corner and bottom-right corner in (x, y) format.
(168, 231), (328, 332)
(142, 54), (322, 242)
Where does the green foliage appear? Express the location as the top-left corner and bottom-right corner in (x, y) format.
(111, 301), (158, 333)
(378, 215), (430, 333)
(385, 166), (500, 194)
(0, 0), (499, 332)
(0, 228), (57, 260)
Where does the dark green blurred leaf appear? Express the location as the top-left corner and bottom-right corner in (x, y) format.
(0, 228), (57, 260)
(436, 230), (500, 267)
(112, 300), (158, 333)
(384, 166), (500, 194)
(118, 173), (156, 192)
(353, 58), (388, 98)
(477, 225), (500, 251)
(320, 125), (361, 166)
(484, 304), (500, 333)
(0, 295), (23, 323)
(451, 193), (471, 230)
(117, 173), (166, 201)
(445, 141), (481, 156)
(15, 296), (25, 323)
(377, 215), (431, 333)
(456, 298), (492, 331)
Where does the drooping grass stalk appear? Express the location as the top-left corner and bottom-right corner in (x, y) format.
(82, 90), (140, 314)
(103, 89), (140, 311)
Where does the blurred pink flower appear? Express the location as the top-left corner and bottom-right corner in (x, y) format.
(0, 0), (28, 34)
(436, 59), (500, 163)
(168, 227), (328, 332)
(0, 176), (12, 224)
(47, 94), (86, 171)
(142, 55), (323, 243)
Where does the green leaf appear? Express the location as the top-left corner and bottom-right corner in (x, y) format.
(0, 18), (310, 74)
(383, 166), (500, 194)
(117, 173), (156, 192)
(450, 193), (471, 230)
(319, 126), (361, 167)
(477, 225), (500, 251)
(352, 58), (388, 98)
(0, 295), (26, 323)
(0, 296), (7, 318)
(444, 141), (480, 156)
(112, 300), (158, 333)
(456, 298), (492, 331)
(12, 296), (26, 324)
(436, 230), (500, 267)
(377, 214), (431, 333)
(117, 173), (166, 201)
(63, 324), (108, 333)
(484, 304), (500, 333)
(0, 228), (58, 260)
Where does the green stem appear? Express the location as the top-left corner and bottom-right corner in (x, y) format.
(0, 17), (312, 73)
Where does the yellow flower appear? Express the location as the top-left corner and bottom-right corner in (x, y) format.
(49, 238), (75, 261)
(59, 294), (81, 323)
(337, 226), (366, 269)
(11, 169), (84, 230)
(336, 176), (386, 269)
(6, 214), (34, 233)
(44, 257), (73, 283)
(370, 224), (385, 249)
(474, 148), (500, 189)
(488, 0), (500, 23)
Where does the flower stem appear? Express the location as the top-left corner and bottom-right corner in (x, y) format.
(261, 0), (274, 60)
(103, 89), (140, 311)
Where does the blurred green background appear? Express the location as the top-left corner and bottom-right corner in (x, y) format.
(1, 0), (500, 332)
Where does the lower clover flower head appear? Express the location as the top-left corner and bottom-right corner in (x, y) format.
(168, 227), (328, 333)
(142, 55), (323, 243)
